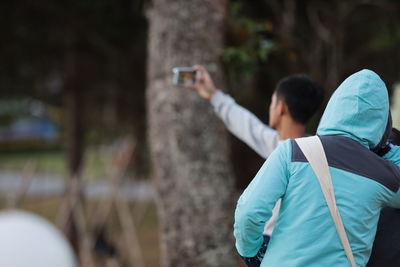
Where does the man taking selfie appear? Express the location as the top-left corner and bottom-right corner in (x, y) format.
(187, 65), (325, 159)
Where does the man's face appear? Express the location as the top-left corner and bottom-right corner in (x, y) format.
(268, 92), (281, 129)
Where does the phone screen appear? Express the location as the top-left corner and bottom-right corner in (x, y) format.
(172, 67), (198, 86)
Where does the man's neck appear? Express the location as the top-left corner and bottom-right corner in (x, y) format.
(276, 118), (306, 140)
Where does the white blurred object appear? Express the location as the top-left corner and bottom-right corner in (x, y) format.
(392, 83), (400, 129)
(0, 210), (77, 267)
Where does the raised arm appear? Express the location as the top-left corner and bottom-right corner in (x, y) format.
(188, 65), (279, 159)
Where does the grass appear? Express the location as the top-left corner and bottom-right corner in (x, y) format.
(0, 150), (66, 175)
(0, 147), (115, 179)
(0, 195), (160, 267)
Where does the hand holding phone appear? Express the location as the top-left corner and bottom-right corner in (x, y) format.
(173, 65), (217, 100)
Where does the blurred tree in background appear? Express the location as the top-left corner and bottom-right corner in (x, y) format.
(147, 0), (236, 266)
(0, 0), (149, 176)
(0, 0), (149, 253)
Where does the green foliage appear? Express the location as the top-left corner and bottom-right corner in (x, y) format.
(370, 24), (400, 50)
(222, 1), (275, 91)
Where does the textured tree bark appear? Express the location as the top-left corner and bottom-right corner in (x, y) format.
(147, 1), (236, 266)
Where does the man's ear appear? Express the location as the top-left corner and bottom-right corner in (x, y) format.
(277, 100), (287, 116)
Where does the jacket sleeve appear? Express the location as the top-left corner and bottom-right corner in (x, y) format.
(388, 192), (400, 208)
(211, 90), (279, 159)
(234, 141), (291, 257)
(383, 146), (400, 208)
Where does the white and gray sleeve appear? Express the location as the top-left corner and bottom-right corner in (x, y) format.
(211, 90), (279, 159)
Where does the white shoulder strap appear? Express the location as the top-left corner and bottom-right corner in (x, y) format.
(295, 136), (356, 267)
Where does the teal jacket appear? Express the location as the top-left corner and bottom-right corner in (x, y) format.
(234, 69), (400, 266)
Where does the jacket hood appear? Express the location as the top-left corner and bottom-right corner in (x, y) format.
(317, 69), (389, 149)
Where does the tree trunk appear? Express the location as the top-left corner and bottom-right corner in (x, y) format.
(64, 50), (84, 253)
(147, 1), (236, 266)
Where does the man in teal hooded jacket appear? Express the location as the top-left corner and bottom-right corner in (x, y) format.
(234, 69), (400, 266)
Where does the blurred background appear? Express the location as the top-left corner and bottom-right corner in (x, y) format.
(1, 0), (400, 266)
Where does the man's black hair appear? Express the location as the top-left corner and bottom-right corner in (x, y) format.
(275, 75), (324, 124)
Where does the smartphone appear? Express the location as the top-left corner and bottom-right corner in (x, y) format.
(172, 67), (199, 86)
